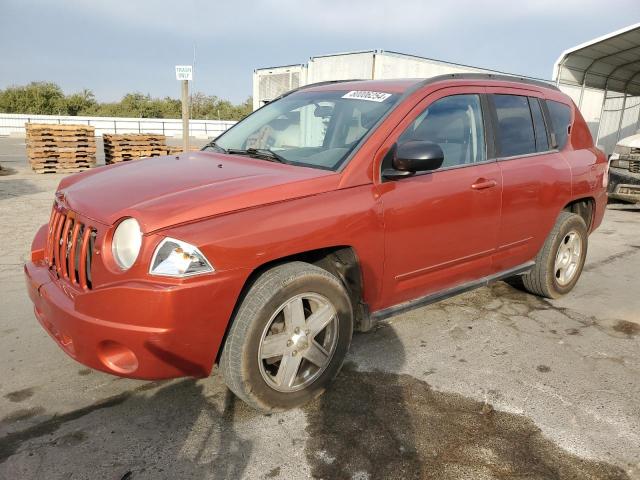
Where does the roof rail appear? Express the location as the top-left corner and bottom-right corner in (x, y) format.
(293, 74), (559, 95)
(422, 73), (559, 91)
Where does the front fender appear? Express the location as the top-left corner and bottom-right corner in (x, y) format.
(157, 186), (386, 310)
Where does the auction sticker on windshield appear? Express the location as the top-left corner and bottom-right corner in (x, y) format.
(342, 91), (392, 102)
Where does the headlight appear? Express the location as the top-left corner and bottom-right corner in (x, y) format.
(112, 218), (142, 270)
(150, 238), (214, 277)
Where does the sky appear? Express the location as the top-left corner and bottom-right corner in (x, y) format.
(1, 0), (639, 104)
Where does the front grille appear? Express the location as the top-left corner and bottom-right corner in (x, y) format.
(45, 206), (96, 290)
(620, 148), (640, 173)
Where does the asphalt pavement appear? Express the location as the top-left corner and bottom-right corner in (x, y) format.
(1, 136), (639, 479)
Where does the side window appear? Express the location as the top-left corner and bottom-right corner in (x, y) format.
(529, 97), (549, 152)
(546, 100), (572, 150)
(493, 94), (536, 157)
(398, 94), (486, 168)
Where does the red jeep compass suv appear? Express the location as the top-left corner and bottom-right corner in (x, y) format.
(25, 74), (607, 411)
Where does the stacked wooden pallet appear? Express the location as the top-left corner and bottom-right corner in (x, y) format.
(103, 134), (169, 164)
(25, 124), (96, 174)
(166, 145), (202, 155)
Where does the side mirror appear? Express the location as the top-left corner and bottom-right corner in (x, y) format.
(382, 141), (444, 180)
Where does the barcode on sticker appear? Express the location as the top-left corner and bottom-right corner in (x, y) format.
(342, 91), (392, 102)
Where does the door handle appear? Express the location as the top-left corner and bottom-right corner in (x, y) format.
(471, 179), (497, 190)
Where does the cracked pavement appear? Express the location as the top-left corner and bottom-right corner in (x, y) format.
(0, 137), (639, 479)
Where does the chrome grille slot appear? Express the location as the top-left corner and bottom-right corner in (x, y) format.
(627, 148), (640, 173)
(45, 206), (96, 290)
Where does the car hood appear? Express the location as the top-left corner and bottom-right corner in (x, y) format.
(57, 151), (339, 232)
(617, 132), (640, 149)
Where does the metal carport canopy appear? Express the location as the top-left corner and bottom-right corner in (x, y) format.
(553, 23), (640, 96)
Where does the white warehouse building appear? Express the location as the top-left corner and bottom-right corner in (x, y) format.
(253, 26), (640, 154)
(252, 50), (508, 111)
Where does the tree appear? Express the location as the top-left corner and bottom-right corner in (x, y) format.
(189, 92), (253, 120)
(0, 82), (65, 114)
(0, 82), (252, 120)
(65, 89), (96, 115)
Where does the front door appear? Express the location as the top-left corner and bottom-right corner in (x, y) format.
(378, 88), (502, 309)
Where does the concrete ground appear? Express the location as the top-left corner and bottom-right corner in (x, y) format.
(0, 136), (639, 480)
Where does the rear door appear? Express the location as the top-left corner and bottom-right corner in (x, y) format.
(377, 87), (503, 308)
(488, 89), (572, 272)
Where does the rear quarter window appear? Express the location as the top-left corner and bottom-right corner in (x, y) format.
(546, 100), (572, 150)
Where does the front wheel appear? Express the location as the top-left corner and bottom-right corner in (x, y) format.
(219, 262), (353, 412)
(520, 211), (588, 299)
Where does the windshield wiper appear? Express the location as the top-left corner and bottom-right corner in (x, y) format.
(202, 141), (227, 153)
(247, 148), (288, 163)
(228, 148), (288, 164)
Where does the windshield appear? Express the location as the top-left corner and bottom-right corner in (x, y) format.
(208, 89), (399, 170)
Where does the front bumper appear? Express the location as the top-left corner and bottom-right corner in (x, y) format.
(608, 167), (640, 203)
(25, 259), (245, 380)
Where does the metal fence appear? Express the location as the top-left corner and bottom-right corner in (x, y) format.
(0, 113), (236, 138)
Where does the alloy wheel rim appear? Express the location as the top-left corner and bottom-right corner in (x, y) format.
(554, 230), (582, 286)
(258, 292), (338, 393)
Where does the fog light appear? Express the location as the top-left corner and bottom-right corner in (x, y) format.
(98, 341), (138, 374)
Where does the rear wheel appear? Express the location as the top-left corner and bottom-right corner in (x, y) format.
(220, 262), (353, 412)
(520, 211), (588, 299)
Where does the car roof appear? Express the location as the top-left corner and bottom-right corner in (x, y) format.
(298, 74), (560, 96)
(302, 78), (423, 94)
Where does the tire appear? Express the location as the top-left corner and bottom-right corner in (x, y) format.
(520, 211), (588, 299)
(219, 261), (353, 412)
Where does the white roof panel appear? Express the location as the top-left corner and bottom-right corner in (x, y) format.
(553, 23), (640, 95)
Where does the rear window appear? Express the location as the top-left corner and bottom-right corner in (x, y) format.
(493, 94), (536, 157)
(546, 100), (572, 150)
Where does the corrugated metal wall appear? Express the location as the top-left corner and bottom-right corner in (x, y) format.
(307, 52), (375, 83)
(557, 84), (640, 153)
(252, 65), (306, 110)
(557, 85), (605, 139)
(374, 52), (489, 79)
(596, 94), (640, 153)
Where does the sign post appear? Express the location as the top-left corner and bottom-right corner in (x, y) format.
(175, 65), (193, 153)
